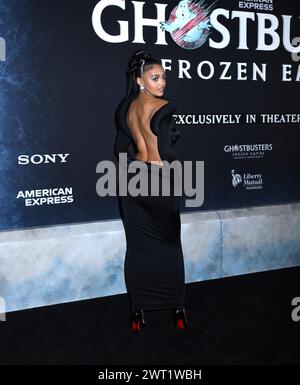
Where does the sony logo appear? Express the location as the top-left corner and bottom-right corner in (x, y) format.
(18, 154), (70, 165)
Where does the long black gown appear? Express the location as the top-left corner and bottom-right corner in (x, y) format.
(114, 95), (186, 312)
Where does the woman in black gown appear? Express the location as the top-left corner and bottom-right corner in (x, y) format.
(114, 50), (188, 331)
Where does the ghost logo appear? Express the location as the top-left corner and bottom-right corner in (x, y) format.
(160, 0), (217, 49)
(231, 170), (242, 187)
(0, 37), (6, 62)
(292, 37), (300, 62)
(0, 297), (6, 322)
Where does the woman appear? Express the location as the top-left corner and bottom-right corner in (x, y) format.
(114, 50), (188, 331)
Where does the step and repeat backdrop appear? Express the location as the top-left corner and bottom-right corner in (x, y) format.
(0, 0), (299, 230)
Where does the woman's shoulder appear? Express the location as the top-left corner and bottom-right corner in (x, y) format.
(152, 97), (176, 107)
(128, 97), (174, 120)
(117, 96), (177, 123)
(149, 98), (177, 117)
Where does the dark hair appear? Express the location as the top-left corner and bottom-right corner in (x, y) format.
(125, 50), (162, 98)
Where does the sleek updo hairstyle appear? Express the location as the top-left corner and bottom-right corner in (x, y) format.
(126, 49), (162, 98)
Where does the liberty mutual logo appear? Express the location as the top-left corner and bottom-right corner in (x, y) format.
(231, 170), (242, 187)
(231, 169), (263, 190)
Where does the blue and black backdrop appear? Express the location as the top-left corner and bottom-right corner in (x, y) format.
(0, 0), (299, 230)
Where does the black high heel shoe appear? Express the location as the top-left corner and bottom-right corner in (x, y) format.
(131, 309), (146, 331)
(173, 308), (188, 330)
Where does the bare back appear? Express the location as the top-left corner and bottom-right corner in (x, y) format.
(126, 99), (169, 164)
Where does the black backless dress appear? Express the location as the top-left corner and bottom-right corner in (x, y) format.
(114, 95), (186, 312)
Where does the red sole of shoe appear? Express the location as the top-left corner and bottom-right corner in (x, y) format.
(176, 319), (185, 329)
(131, 320), (141, 331)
